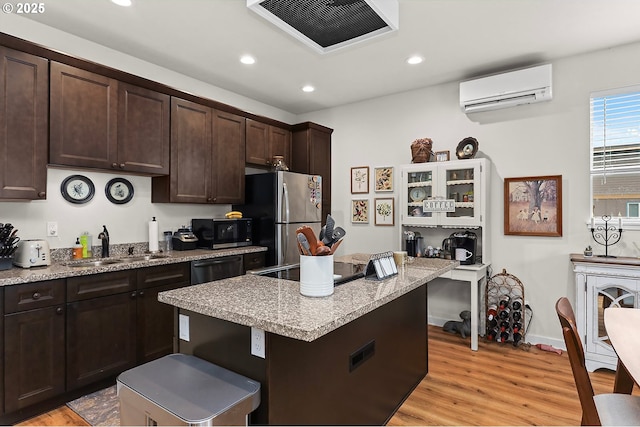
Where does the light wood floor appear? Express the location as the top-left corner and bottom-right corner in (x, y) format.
(17, 326), (636, 426)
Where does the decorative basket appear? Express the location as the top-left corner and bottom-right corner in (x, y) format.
(411, 138), (433, 163)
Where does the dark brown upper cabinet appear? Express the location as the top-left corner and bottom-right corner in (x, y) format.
(152, 97), (246, 204)
(0, 46), (48, 200)
(292, 122), (333, 223)
(245, 119), (291, 168)
(117, 82), (170, 175)
(49, 62), (169, 175)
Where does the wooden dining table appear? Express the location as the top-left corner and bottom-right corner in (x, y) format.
(604, 307), (640, 394)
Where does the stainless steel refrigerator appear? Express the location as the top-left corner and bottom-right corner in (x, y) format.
(233, 171), (322, 266)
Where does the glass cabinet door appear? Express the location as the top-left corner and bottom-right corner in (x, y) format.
(586, 275), (637, 358)
(406, 168), (435, 223)
(440, 162), (481, 226)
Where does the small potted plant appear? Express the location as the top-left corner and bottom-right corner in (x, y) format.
(584, 245), (593, 257)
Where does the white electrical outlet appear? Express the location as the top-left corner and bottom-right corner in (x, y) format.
(47, 221), (58, 237)
(251, 327), (265, 358)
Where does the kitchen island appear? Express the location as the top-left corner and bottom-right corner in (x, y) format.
(158, 254), (456, 425)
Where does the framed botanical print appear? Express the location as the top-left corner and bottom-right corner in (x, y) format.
(351, 199), (369, 223)
(374, 197), (394, 226)
(504, 175), (562, 237)
(351, 166), (369, 194)
(374, 167), (393, 192)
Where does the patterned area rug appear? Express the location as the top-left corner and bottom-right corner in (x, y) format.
(67, 385), (120, 426)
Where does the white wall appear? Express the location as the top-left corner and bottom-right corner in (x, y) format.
(299, 41), (640, 345)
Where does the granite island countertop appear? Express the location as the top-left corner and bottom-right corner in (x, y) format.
(0, 246), (266, 287)
(158, 253), (457, 342)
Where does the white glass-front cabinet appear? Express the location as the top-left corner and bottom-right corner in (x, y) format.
(400, 158), (489, 227)
(572, 257), (640, 372)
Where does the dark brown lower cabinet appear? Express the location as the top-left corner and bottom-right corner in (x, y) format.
(4, 306), (65, 413)
(3, 280), (66, 413)
(66, 292), (137, 390)
(66, 271), (137, 390)
(136, 263), (190, 363)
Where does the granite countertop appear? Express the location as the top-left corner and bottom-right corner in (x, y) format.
(158, 253), (457, 342)
(0, 246), (266, 287)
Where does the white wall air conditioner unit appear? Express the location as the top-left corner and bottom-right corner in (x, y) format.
(459, 64), (552, 113)
(247, 0), (399, 54)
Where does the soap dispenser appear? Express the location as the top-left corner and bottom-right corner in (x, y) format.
(72, 238), (83, 259)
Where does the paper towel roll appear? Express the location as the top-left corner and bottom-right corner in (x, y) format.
(148, 217), (159, 252)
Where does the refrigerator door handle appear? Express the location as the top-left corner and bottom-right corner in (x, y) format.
(281, 225), (287, 264)
(282, 182), (290, 223)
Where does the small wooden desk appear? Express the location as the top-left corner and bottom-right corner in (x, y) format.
(604, 307), (640, 393)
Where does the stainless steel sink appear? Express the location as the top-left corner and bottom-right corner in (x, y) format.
(118, 254), (170, 262)
(64, 259), (124, 268)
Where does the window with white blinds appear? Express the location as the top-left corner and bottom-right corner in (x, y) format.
(590, 87), (640, 218)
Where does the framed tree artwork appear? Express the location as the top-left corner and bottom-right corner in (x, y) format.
(504, 175), (562, 237)
(351, 166), (369, 194)
(351, 199), (369, 223)
(374, 197), (394, 226)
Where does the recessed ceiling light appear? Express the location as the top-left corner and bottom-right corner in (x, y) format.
(111, 0), (132, 6)
(406, 55), (424, 65)
(240, 55), (256, 65)
(302, 85), (315, 93)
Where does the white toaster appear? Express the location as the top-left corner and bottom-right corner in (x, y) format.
(13, 240), (51, 268)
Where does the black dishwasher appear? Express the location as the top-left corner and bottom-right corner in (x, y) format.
(191, 255), (243, 285)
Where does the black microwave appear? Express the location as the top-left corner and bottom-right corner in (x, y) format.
(192, 218), (253, 249)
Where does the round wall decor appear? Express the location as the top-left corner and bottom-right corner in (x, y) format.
(61, 175), (95, 204)
(456, 137), (479, 159)
(105, 177), (134, 204)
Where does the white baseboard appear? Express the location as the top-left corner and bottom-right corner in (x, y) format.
(428, 316), (566, 350)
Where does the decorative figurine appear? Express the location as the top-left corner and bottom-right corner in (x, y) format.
(442, 310), (472, 338)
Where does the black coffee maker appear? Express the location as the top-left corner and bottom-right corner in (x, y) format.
(442, 231), (477, 265)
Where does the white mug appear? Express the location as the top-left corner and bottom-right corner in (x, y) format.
(455, 248), (473, 261)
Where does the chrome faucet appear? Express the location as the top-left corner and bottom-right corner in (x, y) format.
(98, 225), (110, 258)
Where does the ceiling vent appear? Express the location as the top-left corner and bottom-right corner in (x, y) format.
(247, 0), (399, 54)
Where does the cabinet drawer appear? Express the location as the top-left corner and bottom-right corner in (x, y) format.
(244, 252), (266, 272)
(5, 279), (65, 313)
(67, 270), (135, 302)
(137, 262), (190, 290)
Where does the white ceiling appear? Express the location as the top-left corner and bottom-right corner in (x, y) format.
(22, 0), (640, 115)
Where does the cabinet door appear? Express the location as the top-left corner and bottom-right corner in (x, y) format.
(212, 110), (246, 203)
(269, 126), (291, 169)
(438, 160), (484, 226)
(118, 82), (170, 175)
(585, 275), (637, 360)
(66, 292), (137, 390)
(245, 119), (269, 166)
(136, 283), (178, 363)
(308, 128), (331, 223)
(4, 306), (65, 412)
(161, 97), (213, 203)
(136, 263), (189, 362)
(50, 62), (118, 169)
(0, 47), (48, 200)
(401, 163), (438, 226)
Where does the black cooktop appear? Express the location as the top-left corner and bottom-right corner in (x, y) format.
(253, 262), (366, 286)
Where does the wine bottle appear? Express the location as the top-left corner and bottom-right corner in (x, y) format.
(499, 320), (510, 332)
(487, 326), (499, 341)
(511, 297), (523, 311)
(498, 307), (510, 320)
(512, 321), (522, 334)
(512, 310), (522, 322)
(499, 295), (511, 310)
(513, 331), (523, 346)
